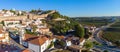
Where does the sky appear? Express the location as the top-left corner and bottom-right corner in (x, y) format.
(0, 0), (120, 17)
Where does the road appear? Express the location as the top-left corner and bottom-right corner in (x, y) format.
(93, 21), (120, 52)
(9, 36), (26, 50)
(9, 34), (34, 52)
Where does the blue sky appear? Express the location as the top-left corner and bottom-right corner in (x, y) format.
(0, 0), (120, 17)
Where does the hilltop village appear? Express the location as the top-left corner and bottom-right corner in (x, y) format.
(0, 9), (97, 52)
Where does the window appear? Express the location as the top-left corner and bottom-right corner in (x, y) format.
(42, 46), (44, 49)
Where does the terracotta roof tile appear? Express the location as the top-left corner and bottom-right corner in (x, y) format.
(0, 37), (5, 40)
(65, 36), (72, 41)
(24, 34), (38, 41)
(39, 28), (49, 31)
(0, 29), (3, 34)
(55, 35), (65, 39)
(80, 38), (84, 42)
(22, 49), (31, 52)
(28, 35), (48, 45)
(24, 34), (49, 45)
(22, 23), (26, 26)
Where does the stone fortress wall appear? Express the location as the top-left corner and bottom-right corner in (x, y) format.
(0, 10), (56, 22)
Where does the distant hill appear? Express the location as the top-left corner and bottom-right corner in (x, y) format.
(71, 16), (120, 18)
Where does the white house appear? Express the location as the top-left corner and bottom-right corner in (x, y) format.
(36, 27), (50, 35)
(66, 41), (72, 46)
(4, 19), (20, 27)
(28, 36), (49, 52)
(22, 34), (53, 52)
(18, 11), (22, 15)
(0, 10), (23, 17)
(85, 26), (96, 33)
(64, 36), (72, 46)
(90, 26), (96, 32)
(34, 19), (43, 25)
(79, 38), (86, 47)
(3, 11), (14, 17)
(0, 29), (9, 43)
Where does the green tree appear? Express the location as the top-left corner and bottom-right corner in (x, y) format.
(74, 24), (85, 38)
(93, 41), (101, 46)
(47, 41), (54, 49)
(2, 9), (7, 11)
(104, 50), (109, 52)
(37, 8), (42, 12)
(49, 12), (61, 19)
(42, 10), (52, 14)
(82, 50), (92, 52)
(115, 41), (120, 46)
(10, 9), (16, 14)
(1, 21), (5, 26)
(46, 11), (83, 36)
(2, 9), (5, 11)
(55, 40), (66, 48)
(32, 25), (37, 32)
(84, 40), (93, 49)
(84, 28), (92, 39)
(25, 30), (38, 35)
(55, 50), (70, 52)
(29, 9), (42, 14)
(29, 9), (37, 13)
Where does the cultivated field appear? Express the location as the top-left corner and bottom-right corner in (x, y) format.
(72, 17), (113, 27)
(102, 31), (120, 43)
(102, 21), (120, 45)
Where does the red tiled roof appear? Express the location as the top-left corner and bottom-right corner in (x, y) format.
(22, 49), (31, 52)
(65, 36), (72, 41)
(24, 34), (49, 45)
(0, 29), (3, 34)
(24, 34), (38, 41)
(80, 38), (84, 42)
(28, 35), (48, 45)
(22, 23), (26, 26)
(0, 37), (5, 40)
(55, 35), (65, 39)
(0, 14), (3, 16)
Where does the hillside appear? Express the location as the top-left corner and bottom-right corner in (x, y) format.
(44, 11), (85, 38)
